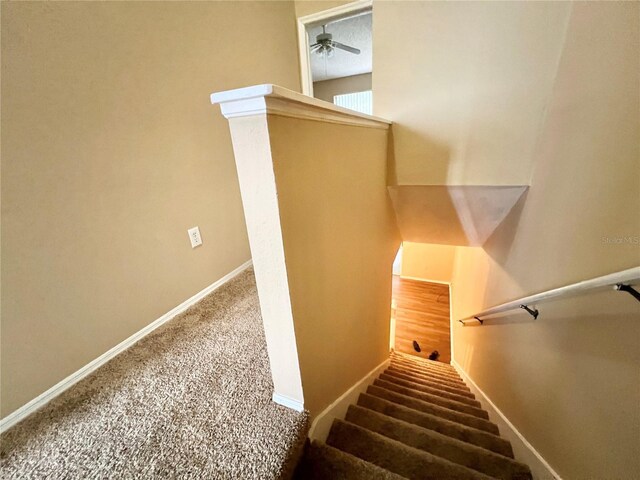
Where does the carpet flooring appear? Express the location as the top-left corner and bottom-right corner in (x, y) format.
(296, 352), (532, 479)
(0, 267), (309, 479)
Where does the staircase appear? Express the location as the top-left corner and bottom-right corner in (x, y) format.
(296, 352), (532, 480)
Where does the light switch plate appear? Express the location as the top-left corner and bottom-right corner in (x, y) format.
(187, 226), (202, 248)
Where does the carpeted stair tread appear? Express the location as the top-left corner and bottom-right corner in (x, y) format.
(381, 369), (480, 405)
(391, 352), (457, 374)
(384, 369), (475, 398)
(298, 352), (529, 478)
(346, 405), (532, 480)
(374, 378), (488, 419)
(326, 419), (495, 480)
(391, 355), (460, 378)
(387, 366), (471, 393)
(367, 385), (500, 435)
(296, 441), (408, 480)
(391, 358), (461, 380)
(357, 393), (513, 458)
(388, 362), (467, 384)
(389, 363), (468, 387)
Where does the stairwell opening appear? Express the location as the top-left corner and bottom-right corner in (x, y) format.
(390, 242), (453, 364)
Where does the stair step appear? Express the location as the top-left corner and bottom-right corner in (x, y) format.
(391, 356), (460, 379)
(389, 362), (466, 387)
(378, 372), (482, 408)
(384, 369), (475, 398)
(346, 405), (532, 480)
(390, 364), (462, 385)
(327, 419), (494, 480)
(391, 355), (459, 377)
(374, 379), (488, 419)
(295, 441), (407, 480)
(357, 393), (513, 458)
(388, 365), (469, 391)
(391, 352), (457, 374)
(367, 385), (499, 435)
(381, 370), (477, 401)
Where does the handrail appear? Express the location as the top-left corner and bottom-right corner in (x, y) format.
(458, 267), (640, 325)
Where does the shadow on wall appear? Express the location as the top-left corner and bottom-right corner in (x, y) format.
(460, 311), (537, 328)
(387, 123), (452, 186)
(483, 190), (530, 266)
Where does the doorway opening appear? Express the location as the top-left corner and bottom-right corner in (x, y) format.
(390, 242), (454, 364)
(297, 1), (373, 114)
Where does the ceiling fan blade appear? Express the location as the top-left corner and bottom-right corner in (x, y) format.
(309, 43), (320, 48)
(331, 41), (361, 55)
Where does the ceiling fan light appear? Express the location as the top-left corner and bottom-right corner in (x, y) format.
(314, 45), (334, 58)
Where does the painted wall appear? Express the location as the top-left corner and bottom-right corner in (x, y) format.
(373, 1), (571, 186)
(294, 0), (355, 19)
(268, 115), (401, 416)
(401, 242), (455, 284)
(451, 3), (640, 478)
(313, 73), (372, 103)
(1, 1), (301, 418)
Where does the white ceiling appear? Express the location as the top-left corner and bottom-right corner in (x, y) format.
(308, 12), (372, 82)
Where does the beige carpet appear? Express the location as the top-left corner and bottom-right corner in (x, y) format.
(0, 268), (309, 479)
(296, 352), (532, 479)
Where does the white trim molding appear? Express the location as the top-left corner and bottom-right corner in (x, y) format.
(211, 84), (390, 129)
(452, 361), (562, 480)
(308, 357), (390, 442)
(400, 275), (451, 286)
(296, 0), (373, 97)
(273, 393), (305, 413)
(0, 260), (253, 433)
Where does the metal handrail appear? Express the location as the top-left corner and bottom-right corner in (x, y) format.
(458, 266), (640, 325)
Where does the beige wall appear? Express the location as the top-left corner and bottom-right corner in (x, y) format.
(451, 2), (640, 478)
(313, 73), (372, 102)
(1, 1), (301, 418)
(373, 1), (571, 186)
(294, 0), (355, 19)
(268, 115), (400, 417)
(401, 242), (455, 283)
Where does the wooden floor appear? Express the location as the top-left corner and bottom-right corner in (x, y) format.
(391, 276), (451, 364)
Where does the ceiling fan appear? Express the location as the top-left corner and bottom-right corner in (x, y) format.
(310, 25), (361, 57)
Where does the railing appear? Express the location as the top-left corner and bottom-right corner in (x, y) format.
(458, 267), (640, 325)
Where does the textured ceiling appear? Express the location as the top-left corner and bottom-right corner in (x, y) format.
(308, 12), (372, 82)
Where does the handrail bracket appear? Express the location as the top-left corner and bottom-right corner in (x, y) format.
(614, 283), (640, 303)
(519, 304), (539, 319)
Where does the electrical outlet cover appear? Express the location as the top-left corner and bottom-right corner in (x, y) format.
(187, 226), (202, 248)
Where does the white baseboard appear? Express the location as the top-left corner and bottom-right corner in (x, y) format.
(399, 275), (451, 285)
(308, 357), (390, 442)
(451, 361), (561, 480)
(272, 393), (305, 412)
(0, 260), (253, 433)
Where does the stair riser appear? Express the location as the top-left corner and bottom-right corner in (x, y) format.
(390, 362), (467, 386)
(357, 393), (513, 458)
(390, 358), (465, 379)
(374, 379), (488, 420)
(391, 356), (460, 378)
(299, 442), (407, 480)
(327, 420), (493, 480)
(383, 368), (476, 400)
(368, 385), (499, 435)
(346, 405), (532, 480)
(378, 375), (481, 408)
(388, 365), (471, 391)
(383, 369), (475, 398)
(391, 354), (457, 374)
